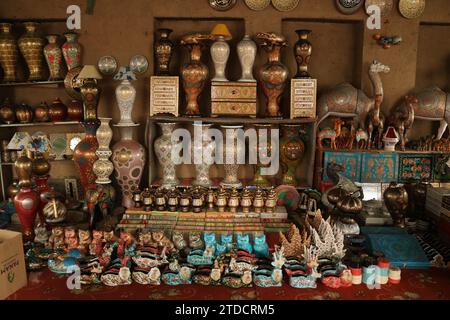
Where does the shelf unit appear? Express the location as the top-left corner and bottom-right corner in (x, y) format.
(0, 80), (64, 88)
(0, 121), (80, 128)
(145, 115), (317, 191)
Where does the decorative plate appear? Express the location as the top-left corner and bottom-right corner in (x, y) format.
(208, 0), (237, 11)
(336, 0), (363, 15)
(97, 55), (118, 76)
(244, 0), (271, 11)
(129, 55), (149, 74)
(272, 0), (300, 12)
(64, 66), (83, 101)
(365, 0), (393, 17)
(399, 0), (426, 19)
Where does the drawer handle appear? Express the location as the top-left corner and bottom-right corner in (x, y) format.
(231, 90), (237, 95)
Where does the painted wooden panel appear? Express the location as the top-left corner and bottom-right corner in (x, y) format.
(398, 154), (433, 182)
(323, 151), (361, 182)
(361, 153), (398, 183)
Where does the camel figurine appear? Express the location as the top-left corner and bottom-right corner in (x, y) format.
(336, 119), (355, 149)
(317, 60), (390, 129)
(366, 94), (385, 149)
(356, 128), (369, 149)
(388, 95), (416, 151)
(317, 118), (343, 149)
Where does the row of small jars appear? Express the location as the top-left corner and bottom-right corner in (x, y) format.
(132, 187), (278, 214)
(0, 98), (83, 124)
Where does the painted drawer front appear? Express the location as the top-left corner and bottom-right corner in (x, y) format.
(323, 152), (361, 182)
(361, 153), (398, 183)
(433, 154), (450, 181)
(398, 154), (433, 182)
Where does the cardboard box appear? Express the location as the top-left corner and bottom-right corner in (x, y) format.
(0, 230), (27, 300)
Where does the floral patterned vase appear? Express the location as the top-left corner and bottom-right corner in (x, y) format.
(112, 124), (146, 208)
(154, 122), (180, 188)
(43, 34), (63, 80)
(62, 32), (81, 70)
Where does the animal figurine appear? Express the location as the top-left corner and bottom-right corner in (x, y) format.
(237, 234), (253, 253)
(253, 246), (285, 288)
(253, 234), (269, 258)
(365, 94), (385, 149)
(34, 224), (48, 246)
(215, 234), (233, 256)
(132, 266), (161, 285)
(137, 229), (154, 247)
(77, 229), (92, 253)
(322, 268), (353, 288)
(373, 33), (402, 49)
(89, 230), (104, 256)
(102, 230), (116, 243)
(356, 128), (369, 149)
(388, 95), (416, 151)
(117, 230), (136, 266)
(189, 232), (204, 250)
(152, 230), (175, 252)
(317, 118), (343, 150)
(64, 227), (79, 250)
(222, 270), (253, 288)
(187, 248), (214, 265)
(192, 259), (224, 286)
(279, 224), (310, 259)
(161, 264), (196, 286)
(47, 226), (65, 250)
(317, 60), (390, 129)
(286, 245), (321, 289)
(172, 231), (187, 251)
(204, 233), (217, 256)
(101, 263), (132, 287)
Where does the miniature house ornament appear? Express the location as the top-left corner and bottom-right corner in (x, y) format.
(383, 126), (400, 151)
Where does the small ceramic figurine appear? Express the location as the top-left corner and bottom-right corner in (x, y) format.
(286, 245), (321, 289)
(192, 190), (205, 213)
(77, 229), (92, 253)
(47, 226), (65, 250)
(172, 231), (188, 251)
(253, 188), (265, 214)
(215, 188), (228, 212)
(237, 234), (253, 253)
(179, 190), (192, 213)
(117, 230), (136, 266)
(89, 230), (104, 256)
(253, 233), (269, 258)
(206, 188), (216, 209)
(152, 230), (175, 252)
(64, 227), (79, 250)
(222, 270), (253, 288)
(216, 233), (233, 256)
(189, 232), (204, 250)
(253, 246), (285, 288)
(133, 266), (161, 285)
(373, 33), (402, 49)
(34, 224), (48, 246)
(265, 188), (278, 213)
(240, 189), (253, 213)
(161, 264), (196, 286)
(204, 232), (217, 256)
(227, 188), (240, 213)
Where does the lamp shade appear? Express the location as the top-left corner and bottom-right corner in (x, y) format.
(78, 65), (103, 79)
(211, 23), (232, 40)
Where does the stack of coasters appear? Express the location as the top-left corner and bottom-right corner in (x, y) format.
(205, 211), (234, 234)
(175, 212), (205, 233)
(116, 208), (153, 232)
(233, 214), (264, 233)
(261, 218), (291, 233)
(147, 211), (178, 233)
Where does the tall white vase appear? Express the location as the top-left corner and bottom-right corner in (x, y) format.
(192, 123), (216, 187)
(237, 34), (257, 82)
(210, 36), (230, 82)
(93, 117), (114, 184)
(116, 79), (136, 125)
(154, 122), (180, 188)
(220, 124), (244, 188)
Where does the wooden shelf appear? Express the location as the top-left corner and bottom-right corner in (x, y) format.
(0, 80), (64, 88)
(1, 158), (73, 166)
(0, 121), (80, 128)
(148, 115), (317, 125)
(319, 148), (449, 154)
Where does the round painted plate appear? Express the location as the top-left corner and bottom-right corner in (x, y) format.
(365, 0), (393, 17)
(244, 0), (271, 11)
(209, 0), (237, 11)
(399, 0), (426, 19)
(274, 185), (300, 211)
(64, 66), (83, 101)
(272, 0), (300, 12)
(129, 55), (149, 74)
(336, 0), (363, 15)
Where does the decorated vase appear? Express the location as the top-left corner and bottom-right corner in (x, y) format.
(116, 79), (136, 126)
(44, 34), (63, 80)
(237, 34), (257, 82)
(154, 122), (180, 188)
(0, 23), (18, 82)
(192, 123), (215, 187)
(252, 124), (273, 186)
(93, 117), (114, 184)
(220, 124), (244, 188)
(211, 36), (230, 81)
(62, 32), (81, 70)
(67, 99), (83, 121)
(294, 29), (312, 78)
(154, 28), (174, 76)
(18, 22), (45, 81)
(257, 33), (288, 118)
(73, 120), (100, 196)
(34, 102), (49, 122)
(280, 124), (305, 186)
(0, 98), (16, 123)
(180, 34), (209, 116)
(112, 124), (146, 208)
(383, 182), (408, 228)
(49, 97), (67, 122)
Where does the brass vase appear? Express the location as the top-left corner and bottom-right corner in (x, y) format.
(279, 124), (305, 186)
(155, 28), (174, 76)
(44, 34), (64, 80)
(383, 182), (409, 228)
(0, 98), (15, 124)
(294, 29), (312, 78)
(0, 23), (19, 82)
(256, 32), (288, 118)
(180, 34), (210, 116)
(18, 22), (45, 81)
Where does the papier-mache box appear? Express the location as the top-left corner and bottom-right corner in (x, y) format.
(0, 230), (27, 300)
(150, 76), (179, 116)
(290, 78), (317, 118)
(211, 81), (257, 117)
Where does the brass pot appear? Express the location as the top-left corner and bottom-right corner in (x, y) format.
(18, 22), (45, 81)
(48, 98), (67, 122)
(7, 181), (20, 200)
(67, 99), (83, 121)
(15, 103), (33, 123)
(32, 152), (51, 177)
(383, 182), (409, 228)
(0, 23), (19, 82)
(327, 187), (347, 205)
(337, 193), (363, 214)
(0, 98), (15, 123)
(14, 155), (33, 187)
(34, 102), (49, 122)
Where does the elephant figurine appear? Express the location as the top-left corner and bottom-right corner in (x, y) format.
(85, 184), (116, 229)
(317, 60), (390, 129)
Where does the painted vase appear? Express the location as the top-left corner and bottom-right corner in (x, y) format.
(18, 22), (45, 81)
(116, 79), (136, 126)
(14, 155), (39, 241)
(237, 34), (257, 82)
(294, 29), (312, 78)
(62, 32), (81, 70)
(220, 125), (244, 188)
(34, 102), (49, 122)
(154, 28), (174, 76)
(258, 35), (288, 117)
(154, 122), (180, 188)
(93, 118), (114, 184)
(16, 103), (33, 123)
(0, 98), (15, 124)
(180, 35), (209, 116)
(112, 124), (146, 208)
(252, 124), (273, 186)
(280, 124), (305, 186)
(0, 23), (18, 82)
(192, 123), (215, 187)
(49, 98), (67, 122)
(383, 182), (408, 228)
(67, 99), (83, 121)
(73, 120), (100, 196)
(44, 34), (63, 80)
(211, 36), (230, 81)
